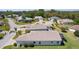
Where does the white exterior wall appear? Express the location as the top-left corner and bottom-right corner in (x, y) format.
(16, 41), (62, 46)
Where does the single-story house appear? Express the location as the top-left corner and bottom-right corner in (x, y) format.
(16, 16), (33, 22)
(12, 14), (19, 17)
(34, 16), (43, 21)
(24, 17), (33, 22)
(16, 16), (23, 22)
(57, 19), (73, 24)
(7, 15), (12, 18)
(69, 25), (79, 32)
(48, 16), (60, 21)
(19, 24), (50, 31)
(16, 31), (62, 46)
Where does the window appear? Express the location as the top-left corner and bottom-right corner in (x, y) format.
(57, 41), (59, 43)
(33, 41), (36, 44)
(51, 41), (53, 43)
(39, 41), (41, 44)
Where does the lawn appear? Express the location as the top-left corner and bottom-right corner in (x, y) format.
(0, 24), (10, 31)
(0, 19), (10, 31)
(13, 30), (22, 39)
(73, 19), (79, 24)
(0, 34), (5, 39)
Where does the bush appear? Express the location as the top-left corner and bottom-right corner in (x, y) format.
(29, 44), (34, 47)
(20, 44), (22, 47)
(25, 30), (30, 33)
(17, 30), (22, 35)
(60, 27), (67, 32)
(0, 34), (4, 39)
(74, 30), (79, 37)
(13, 43), (17, 46)
(24, 44), (28, 47)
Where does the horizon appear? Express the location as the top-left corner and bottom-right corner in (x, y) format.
(0, 9), (79, 11)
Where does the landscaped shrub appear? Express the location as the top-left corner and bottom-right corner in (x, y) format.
(29, 44), (34, 47)
(25, 30), (30, 33)
(74, 30), (79, 37)
(24, 44), (28, 47)
(13, 43), (17, 46)
(0, 34), (4, 39)
(20, 44), (22, 47)
(60, 27), (67, 32)
(17, 30), (22, 35)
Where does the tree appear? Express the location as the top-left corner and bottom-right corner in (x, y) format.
(29, 44), (34, 47)
(1, 14), (5, 19)
(74, 30), (79, 37)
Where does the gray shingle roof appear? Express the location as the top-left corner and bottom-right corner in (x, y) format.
(16, 31), (62, 41)
(71, 25), (79, 30)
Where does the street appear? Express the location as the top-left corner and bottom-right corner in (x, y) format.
(0, 18), (16, 48)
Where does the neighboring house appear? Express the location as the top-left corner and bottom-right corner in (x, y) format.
(26, 24), (49, 31)
(19, 24), (50, 31)
(34, 16), (43, 21)
(48, 16), (60, 21)
(57, 19), (73, 24)
(69, 25), (79, 32)
(24, 17), (33, 22)
(16, 31), (62, 46)
(12, 14), (19, 17)
(16, 16), (23, 22)
(0, 21), (4, 26)
(7, 15), (12, 18)
(16, 16), (33, 22)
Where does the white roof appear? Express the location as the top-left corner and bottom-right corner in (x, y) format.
(35, 16), (43, 18)
(16, 31), (62, 41)
(58, 19), (73, 23)
(25, 17), (32, 20)
(50, 16), (60, 19)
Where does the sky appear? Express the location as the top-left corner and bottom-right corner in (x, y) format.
(0, 9), (79, 11)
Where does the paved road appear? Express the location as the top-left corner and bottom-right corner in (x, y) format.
(0, 18), (16, 48)
(8, 18), (17, 31)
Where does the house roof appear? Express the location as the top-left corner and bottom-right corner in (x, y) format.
(25, 24), (48, 30)
(58, 19), (73, 23)
(16, 31), (62, 41)
(34, 16), (43, 19)
(25, 17), (32, 20)
(71, 25), (79, 30)
(50, 16), (60, 19)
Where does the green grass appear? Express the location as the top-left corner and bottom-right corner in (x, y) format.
(0, 24), (10, 31)
(3, 45), (13, 49)
(0, 34), (4, 39)
(73, 19), (79, 24)
(0, 19), (10, 31)
(13, 31), (22, 39)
